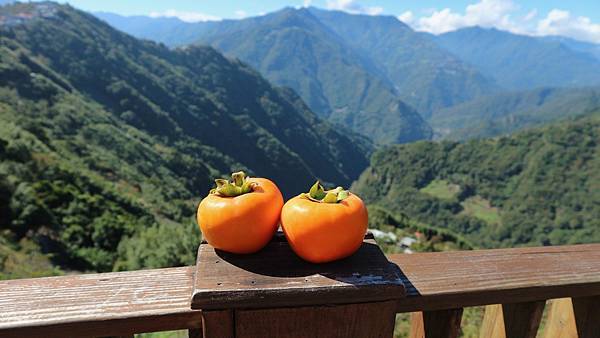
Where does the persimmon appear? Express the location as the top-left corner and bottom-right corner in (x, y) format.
(281, 181), (368, 263)
(197, 171), (283, 254)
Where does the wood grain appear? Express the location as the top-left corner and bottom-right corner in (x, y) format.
(235, 301), (397, 338)
(0, 266), (201, 338)
(192, 233), (405, 310)
(409, 308), (463, 338)
(392, 244), (600, 312)
(479, 301), (544, 338)
(543, 298), (577, 338)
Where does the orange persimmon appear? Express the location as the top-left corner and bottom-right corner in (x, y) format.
(197, 171), (283, 254)
(281, 181), (368, 263)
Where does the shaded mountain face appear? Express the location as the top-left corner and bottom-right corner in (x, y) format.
(0, 2), (370, 271)
(307, 8), (498, 116)
(436, 27), (600, 90)
(191, 8), (432, 144)
(430, 86), (600, 140)
(353, 111), (600, 248)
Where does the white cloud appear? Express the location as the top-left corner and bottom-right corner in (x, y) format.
(397, 11), (414, 25)
(148, 9), (220, 22)
(415, 0), (519, 34)
(234, 10), (247, 19)
(303, 0), (312, 8)
(402, 0), (600, 43)
(524, 9), (537, 22)
(537, 9), (600, 43)
(326, 0), (383, 16)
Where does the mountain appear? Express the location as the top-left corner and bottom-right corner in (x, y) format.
(436, 27), (600, 90)
(353, 111), (600, 248)
(307, 8), (498, 116)
(430, 86), (600, 140)
(541, 35), (600, 61)
(94, 12), (207, 46)
(190, 8), (432, 144)
(0, 2), (370, 274)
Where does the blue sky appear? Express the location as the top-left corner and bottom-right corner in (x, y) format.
(58, 0), (600, 43)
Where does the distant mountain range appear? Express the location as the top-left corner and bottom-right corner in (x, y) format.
(96, 8), (600, 143)
(435, 27), (600, 89)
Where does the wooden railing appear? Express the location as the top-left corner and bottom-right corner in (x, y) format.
(1, 243), (599, 337)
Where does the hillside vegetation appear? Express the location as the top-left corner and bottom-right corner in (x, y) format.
(431, 86), (600, 139)
(0, 2), (370, 276)
(353, 112), (600, 248)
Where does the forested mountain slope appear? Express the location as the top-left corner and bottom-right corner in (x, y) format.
(430, 86), (600, 140)
(307, 8), (497, 116)
(353, 112), (600, 248)
(0, 2), (370, 276)
(192, 8), (432, 144)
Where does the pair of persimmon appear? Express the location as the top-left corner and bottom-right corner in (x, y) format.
(197, 171), (368, 263)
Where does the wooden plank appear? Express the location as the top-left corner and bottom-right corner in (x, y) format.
(235, 300), (397, 338)
(202, 310), (233, 338)
(392, 244), (600, 312)
(409, 308), (463, 338)
(192, 232), (405, 310)
(0, 267), (202, 338)
(479, 301), (544, 338)
(543, 298), (577, 338)
(572, 295), (600, 338)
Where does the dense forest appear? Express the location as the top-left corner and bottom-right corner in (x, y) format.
(353, 112), (600, 248)
(0, 2), (370, 278)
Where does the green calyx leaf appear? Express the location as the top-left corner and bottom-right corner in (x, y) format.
(210, 171), (255, 197)
(301, 181), (350, 204)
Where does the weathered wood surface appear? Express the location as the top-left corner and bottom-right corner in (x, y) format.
(1, 243), (599, 337)
(0, 266), (201, 338)
(191, 232), (405, 310)
(409, 308), (463, 338)
(479, 301), (544, 338)
(235, 301), (397, 338)
(391, 244), (600, 312)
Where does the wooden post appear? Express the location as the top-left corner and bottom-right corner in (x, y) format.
(572, 296), (600, 338)
(479, 301), (544, 338)
(201, 310), (234, 338)
(191, 233), (405, 338)
(235, 301), (397, 338)
(409, 308), (463, 338)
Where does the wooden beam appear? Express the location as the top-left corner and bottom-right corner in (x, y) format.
(0, 267), (202, 338)
(409, 308), (463, 338)
(391, 244), (600, 312)
(479, 301), (544, 338)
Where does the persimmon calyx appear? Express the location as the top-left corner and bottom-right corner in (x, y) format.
(210, 171), (255, 197)
(301, 181), (350, 203)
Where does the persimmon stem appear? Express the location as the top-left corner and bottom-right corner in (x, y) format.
(210, 171), (254, 197)
(301, 181), (350, 203)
